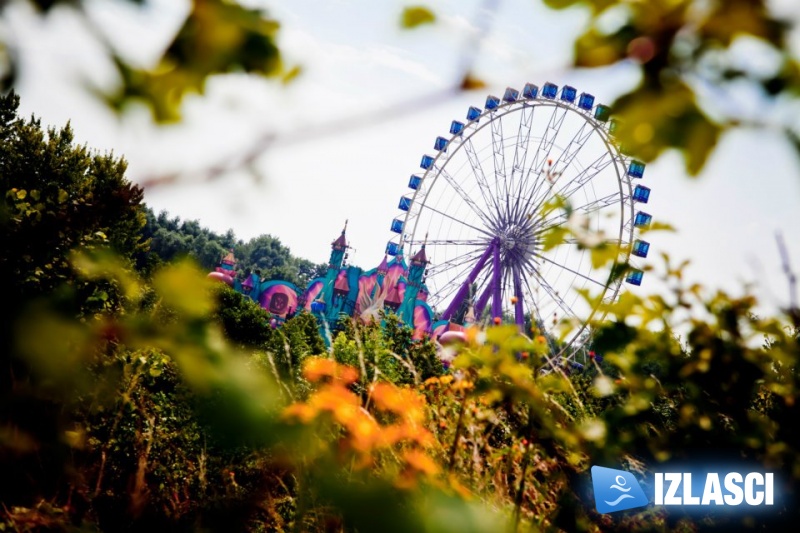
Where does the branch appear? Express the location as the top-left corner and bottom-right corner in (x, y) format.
(776, 231), (798, 314)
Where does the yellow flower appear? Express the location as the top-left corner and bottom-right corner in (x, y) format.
(423, 376), (440, 387)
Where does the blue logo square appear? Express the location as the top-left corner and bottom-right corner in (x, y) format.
(591, 466), (649, 514)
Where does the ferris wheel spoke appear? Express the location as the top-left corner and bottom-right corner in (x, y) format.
(531, 252), (607, 289)
(513, 116), (592, 224)
(550, 121), (593, 177)
(526, 150), (616, 223)
(418, 202), (493, 237)
(473, 264), (496, 319)
(435, 164), (499, 229)
(430, 259), (484, 307)
(509, 105), (534, 200)
(519, 274), (544, 329)
(464, 138), (503, 221)
(535, 191), (622, 230)
(519, 275), (564, 355)
(528, 267), (582, 324)
(426, 251), (485, 278)
(432, 246), (496, 311)
(525, 122), (593, 217)
(530, 106), (568, 177)
(406, 238), (488, 247)
(515, 106), (568, 216)
(489, 111), (509, 220)
(550, 151), (616, 207)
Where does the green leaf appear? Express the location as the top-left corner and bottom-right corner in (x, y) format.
(401, 6), (436, 29)
(152, 260), (215, 319)
(541, 226), (569, 251)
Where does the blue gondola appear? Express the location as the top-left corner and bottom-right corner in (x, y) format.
(626, 269), (644, 286)
(628, 160), (645, 178)
(578, 92), (595, 111)
(523, 83), (539, 99)
(542, 82), (558, 99)
(634, 211), (652, 228)
(632, 240), (650, 258)
(485, 95), (501, 110)
(503, 87), (520, 102)
(633, 185), (651, 203)
(561, 85), (577, 103)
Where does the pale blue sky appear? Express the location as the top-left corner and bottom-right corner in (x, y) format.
(8, 0), (800, 315)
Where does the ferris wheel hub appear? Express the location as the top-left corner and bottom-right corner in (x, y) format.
(497, 224), (536, 258)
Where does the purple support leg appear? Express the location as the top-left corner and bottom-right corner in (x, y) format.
(441, 241), (496, 321)
(513, 266), (525, 330)
(474, 280), (493, 318)
(491, 244), (502, 320)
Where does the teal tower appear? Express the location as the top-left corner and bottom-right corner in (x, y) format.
(398, 240), (428, 325)
(310, 221), (348, 322)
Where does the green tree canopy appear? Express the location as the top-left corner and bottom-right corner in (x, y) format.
(0, 91), (147, 302)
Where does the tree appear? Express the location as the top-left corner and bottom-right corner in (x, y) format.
(141, 207), (326, 288)
(0, 91), (147, 302)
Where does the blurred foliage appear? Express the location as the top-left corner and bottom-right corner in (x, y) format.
(0, 0), (290, 121)
(401, 6), (437, 29)
(545, 0), (800, 174)
(142, 208), (326, 288)
(401, 0), (800, 175)
(4, 0), (798, 173)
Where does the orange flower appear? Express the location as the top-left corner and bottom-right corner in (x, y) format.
(303, 357), (359, 384)
(283, 403), (317, 423)
(403, 449), (440, 476)
(342, 410), (381, 452)
(370, 382), (427, 423)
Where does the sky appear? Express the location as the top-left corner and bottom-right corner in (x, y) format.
(7, 0), (800, 318)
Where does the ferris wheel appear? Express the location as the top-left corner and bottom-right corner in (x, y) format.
(386, 82), (653, 360)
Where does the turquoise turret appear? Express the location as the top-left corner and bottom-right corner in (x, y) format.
(311, 221), (348, 320)
(399, 237), (428, 325)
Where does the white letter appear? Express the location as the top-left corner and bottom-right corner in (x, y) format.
(766, 473), (773, 505)
(745, 473), (764, 505)
(724, 473), (743, 505)
(655, 473), (663, 505)
(683, 473), (700, 505)
(702, 473), (723, 505)
(665, 473), (682, 505)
